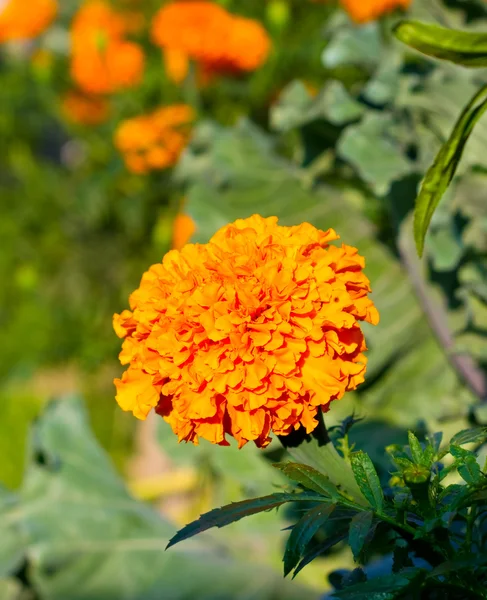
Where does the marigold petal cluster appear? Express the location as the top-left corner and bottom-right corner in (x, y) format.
(114, 215), (379, 448)
(152, 1), (271, 82)
(114, 105), (194, 173)
(61, 91), (110, 126)
(70, 1), (144, 95)
(340, 0), (410, 22)
(0, 0), (57, 42)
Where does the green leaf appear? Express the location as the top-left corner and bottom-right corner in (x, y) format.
(0, 488), (24, 578)
(450, 427), (487, 447)
(337, 112), (412, 195)
(458, 458), (483, 485)
(283, 504), (336, 576)
(412, 83), (487, 256)
(408, 431), (424, 465)
(350, 452), (384, 512)
(274, 462), (341, 500)
(348, 511), (375, 562)
(331, 573), (416, 599)
(394, 20), (487, 68)
(21, 398), (317, 600)
(168, 492), (321, 549)
(293, 531), (349, 578)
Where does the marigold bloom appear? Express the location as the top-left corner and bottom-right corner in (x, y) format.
(61, 90), (110, 125)
(114, 215), (379, 448)
(341, 0), (410, 22)
(152, 1), (271, 82)
(70, 1), (144, 95)
(114, 105), (194, 173)
(0, 0), (57, 42)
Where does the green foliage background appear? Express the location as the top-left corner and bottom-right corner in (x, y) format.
(1, 0), (487, 598)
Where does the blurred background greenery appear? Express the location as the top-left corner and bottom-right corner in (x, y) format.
(1, 0), (487, 598)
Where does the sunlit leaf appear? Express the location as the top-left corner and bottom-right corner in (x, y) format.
(350, 452), (384, 512)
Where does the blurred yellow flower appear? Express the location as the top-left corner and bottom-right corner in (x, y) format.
(114, 105), (194, 174)
(0, 0), (57, 42)
(114, 215), (379, 448)
(152, 1), (271, 83)
(341, 0), (410, 22)
(70, 1), (144, 95)
(61, 90), (110, 126)
(172, 212), (196, 250)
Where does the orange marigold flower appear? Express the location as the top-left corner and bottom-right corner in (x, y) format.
(0, 0), (57, 42)
(114, 104), (194, 173)
(114, 215), (379, 448)
(341, 0), (410, 23)
(61, 90), (110, 125)
(70, 1), (144, 95)
(152, 1), (271, 82)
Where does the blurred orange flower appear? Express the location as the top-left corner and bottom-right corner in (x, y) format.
(152, 1), (271, 83)
(172, 213), (196, 250)
(61, 90), (110, 125)
(0, 0), (57, 42)
(114, 215), (379, 448)
(70, 1), (144, 95)
(114, 104), (194, 173)
(341, 0), (410, 22)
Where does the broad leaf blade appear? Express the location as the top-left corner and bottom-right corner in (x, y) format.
(348, 511), (375, 562)
(394, 21), (487, 68)
(350, 452), (384, 512)
(274, 462), (341, 500)
(283, 504), (335, 576)
(450, 427), (487, 447)
(412, 83), (487, 256)
(408, 431), (424, 465)
(167, 492), (320, 548)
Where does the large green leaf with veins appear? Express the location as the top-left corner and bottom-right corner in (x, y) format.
(176, 120), (474, 426)
(16, 397), (318, 600)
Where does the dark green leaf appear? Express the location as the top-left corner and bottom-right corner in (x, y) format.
(293, 531), (348, 578)
(458, 458), (483, 485)
(408, 432), (424, 465)
(274, 462), (341, 500)
(450, 445), (475, 460)
(394, 21), (487, 68)
(167, 492), (320, 548)
(348, 511), (375, 562)
(429, 554), (487, 577)
(412, 83), (487, 256)
(393, 538), (413, 573)
(450, 427), (487, 447)
(331, 574), (415, 599)
(283, 504), (336, 576)
(350, 452), (384, 512)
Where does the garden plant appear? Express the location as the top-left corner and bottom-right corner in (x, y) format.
(1, 0), (487, 599)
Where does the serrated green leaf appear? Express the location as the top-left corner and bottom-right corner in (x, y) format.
(450, 427), (487, 447)
(394, 20), (487, 68)
(429, 554), (487, 577)
(293, 531), (349, 578)
(350, 452), (384, 512)
(283, 504), (336, 576)
(167, 492), (321, 549)
(408, 432), (424, 465)
(0, 488), (24, 578)
(348, 511), (375, 562)
(458, 457), (483, 485)
(274, 462), (341, 500)
(412, 83), (487, 256)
